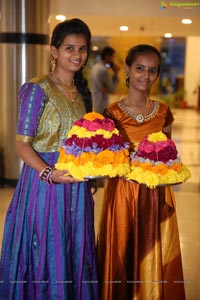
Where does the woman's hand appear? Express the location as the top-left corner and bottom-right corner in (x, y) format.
(15, 141), (84, 184)
(51, 169), (83, 183)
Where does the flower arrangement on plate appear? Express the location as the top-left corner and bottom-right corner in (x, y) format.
(55, 112), (130, 180)
(126, 131), (191, 188)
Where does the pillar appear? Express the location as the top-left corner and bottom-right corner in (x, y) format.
(0, 0), (50, 185)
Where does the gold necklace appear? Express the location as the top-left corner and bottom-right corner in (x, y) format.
(118, 99), (159, 125)
(51, 72), (78, 102)
(124, 97), (151, 124)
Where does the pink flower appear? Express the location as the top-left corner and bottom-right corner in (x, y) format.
(138, 139), (155, 153)
(155, 141), (167, 152)
(158, 146), (177, 162)
(74, 117), (115, 132)
(100, 118), (115, 131)
(155, 140), (175, 152)
(74, 118), (84, 126)
(63, 133), (127, 151)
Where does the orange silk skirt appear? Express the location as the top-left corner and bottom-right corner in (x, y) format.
(97, 178), (186, 300)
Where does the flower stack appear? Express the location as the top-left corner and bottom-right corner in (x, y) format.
(55, 112), (130, 180)
(126, 131), (191, 188)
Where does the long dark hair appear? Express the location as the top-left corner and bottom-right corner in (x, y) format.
(125, 44), (162, 87)
(51, 18), (92, 112)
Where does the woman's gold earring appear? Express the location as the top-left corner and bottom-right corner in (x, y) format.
(126, 73), (130, 87)
(51, 57), (56, 72)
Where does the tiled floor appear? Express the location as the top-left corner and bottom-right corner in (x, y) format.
(0, 108), (200, 299)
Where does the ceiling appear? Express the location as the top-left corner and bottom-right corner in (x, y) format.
(49, 0), (200, 38)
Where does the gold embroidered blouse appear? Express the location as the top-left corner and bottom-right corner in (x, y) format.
(16, 75), (86, 152)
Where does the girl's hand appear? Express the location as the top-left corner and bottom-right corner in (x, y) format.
(51, 169), (83, 183)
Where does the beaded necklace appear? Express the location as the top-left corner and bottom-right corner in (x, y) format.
(118, 100), (159, 125)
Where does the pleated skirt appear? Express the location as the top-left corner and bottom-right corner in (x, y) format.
(97, 177), (185, 300)
(0, 152), (99, 300)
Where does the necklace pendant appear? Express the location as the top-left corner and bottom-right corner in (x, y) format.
(135, 114), (144, 124)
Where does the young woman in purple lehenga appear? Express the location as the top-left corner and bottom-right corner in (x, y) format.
(0, 19), (99, 300)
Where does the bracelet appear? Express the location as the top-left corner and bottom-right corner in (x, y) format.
(39, 166), (55, 184)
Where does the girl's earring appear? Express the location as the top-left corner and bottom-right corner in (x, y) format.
(51, 57), (56, 72)
(126, 73), (130, 87)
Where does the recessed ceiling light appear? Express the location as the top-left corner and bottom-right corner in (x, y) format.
(181, 19), (192, 24)
(92, 46), (99, 51)
(119, 26), (129, 32)
(164, 32), (173, 38)
(56, 15), (66, 21)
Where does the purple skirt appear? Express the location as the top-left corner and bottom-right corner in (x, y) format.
(0, 152), (99, 300)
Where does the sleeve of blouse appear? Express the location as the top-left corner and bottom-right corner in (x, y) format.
(16, 82), (48, 140)
(103, 106), (121, 128)
(103, 107), (115, 121)
(164, 106), (174, 128)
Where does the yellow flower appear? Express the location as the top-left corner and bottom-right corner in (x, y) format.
(67, 126), (88, 138)
(127, 167), (159, 188)
(147, 131), (167, 143)
(126, 162), (191, 188)
(67, 126), (118, 138)
(96, 128), (118, 138)
(55, 149), (131, 180)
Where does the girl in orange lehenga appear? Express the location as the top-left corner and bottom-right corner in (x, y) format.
(97, 44), (186, 300)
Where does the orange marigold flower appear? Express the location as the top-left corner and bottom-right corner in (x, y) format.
(140, 162), (153, 171)
(132, 161), (141, 167)
(112, 151), (128, 166)
(152, 164), (168, 175)
(79, 152), (95, 164)
(93, 160), (104, 168)
(97, 150), (114, 164)
(70, 156), (80, 166)
(113, 150), (124, 163)
(57, 148), (65, 162)
(84, 112), (104, 121)
(169, 163), (182, 172)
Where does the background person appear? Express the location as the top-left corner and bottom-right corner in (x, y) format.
(90, 46), (120, 114)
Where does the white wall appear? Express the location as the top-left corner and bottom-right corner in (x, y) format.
(185, 37), (200, 108)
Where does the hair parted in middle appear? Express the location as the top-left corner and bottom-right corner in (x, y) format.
(50, 18), (92, 112)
